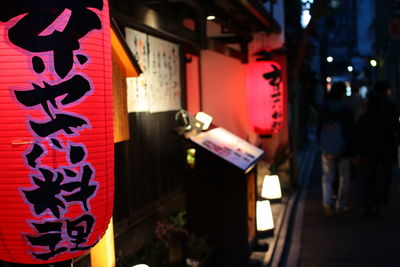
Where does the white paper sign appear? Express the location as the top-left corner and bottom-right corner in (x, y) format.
(125, 27), (181, 113)
(125, 29), (149, 112)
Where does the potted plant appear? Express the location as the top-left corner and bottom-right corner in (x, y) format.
(186, 232), (209, 267)
(155, 211), (188, 266)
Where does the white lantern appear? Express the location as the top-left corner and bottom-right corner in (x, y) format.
(195, 111), (213, 130)
(256, 200), (274, 232)
(261, 175), (282, 200)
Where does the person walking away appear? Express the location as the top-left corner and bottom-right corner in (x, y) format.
(372, 80), (399, 131)
(344, 85), (366, 182)
(353, 91), (397, 216)
(353, 80), (400, 215)
(318, 82), (355, 216)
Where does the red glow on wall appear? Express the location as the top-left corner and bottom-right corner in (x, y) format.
(186, 54), (201, 115)
(247, 60), (284, 135)
(0, 1), (113, 264)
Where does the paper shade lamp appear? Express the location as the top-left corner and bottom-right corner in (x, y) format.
(261, 175), (282, 200)
(256, 200), (274, 232)
(247, 54), (284, 135)
(195, 112), (213, 130)
(0, 1), (114, 264)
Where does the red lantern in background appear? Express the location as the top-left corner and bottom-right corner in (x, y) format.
(247, 51), (284, 135)
(0, 1), (114, 264)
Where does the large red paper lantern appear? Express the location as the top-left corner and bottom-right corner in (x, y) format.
(247, 57), (284, 135)
(0, 1), (114, 264)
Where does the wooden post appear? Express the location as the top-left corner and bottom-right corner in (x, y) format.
(90, 218), (116, 267)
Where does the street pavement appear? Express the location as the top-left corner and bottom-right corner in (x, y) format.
(297, 148), (400, 267)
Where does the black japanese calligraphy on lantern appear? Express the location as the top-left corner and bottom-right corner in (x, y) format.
(0, 0), (103, 78)
(26, 221), (68, 260)
(1, 0), (105, 260)
(68, 142), (87, 165)
(29, 112), (90, 138)
(67, 214), (96, 251)
(14, 75), (92, 115)
(262, 63), (283, 128)
(271, 121), (281, 130)
(13, 74), (93, 138)
(272, 111), (282, 119)
(61, 164), (98, 211)
(64, 168), (78, 178)
(23, 168), (66, 218)
(50, 138), (64, 150)
(32, 56), (45, 74)
(24, 143), (46, 169)
(263, 65), (281, 86)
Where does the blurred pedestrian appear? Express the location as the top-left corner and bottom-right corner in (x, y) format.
(344, 85), (366, 182)
(371, 80), (400, 140)
(317, 82), (355, 217)
(353, 80), (400, 215)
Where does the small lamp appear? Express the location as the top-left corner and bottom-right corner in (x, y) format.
(175, 109), (205, 138)
(261, 175), (282, 200)
(195, 112), (213, 130)
(256, 200), (275, 233)
(175, 109), (192, 131)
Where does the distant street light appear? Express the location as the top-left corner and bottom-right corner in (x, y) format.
(347, 66), (353, 72)
(370, 59), (377, 67)
(326, 56), (333, 63)
(206, 15), (216, 20)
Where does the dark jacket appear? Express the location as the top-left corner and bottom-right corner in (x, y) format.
(353, 94), (398, 162)
(317, 99), (355, 157)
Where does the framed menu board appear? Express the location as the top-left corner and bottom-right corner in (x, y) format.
(190, 127), (264, 171)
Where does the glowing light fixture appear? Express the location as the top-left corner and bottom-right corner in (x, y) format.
(326, 83), (332, 92)
(370, 59), (377, 67)
(347, 66), (353, 72)
(195, 112), (213, 130)
(132, 265), (150, 267)
(346, 86), (351, 96)
(326, 77), (332, 83)
(256, 200), (274, 232)
(247, 51), (284, 135)
(261, 175), (282, 200)
(326, 56), (333, 63)
(301, 10), (311, 28)
(90, 219), (116, 267)
(300, 0), (314, 28)
(206, 15), (216, 20)
(186, 148), (196, 168)
(0, 1), (114, 264)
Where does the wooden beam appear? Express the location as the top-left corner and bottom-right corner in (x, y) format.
(210, 35), (253, 44)
(207, 38), (246, 63)
(210, 35), (252, 63)
(111, 18), (142, 78)
(110, 0), (204, 48)
(237, 0), (281, 33)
